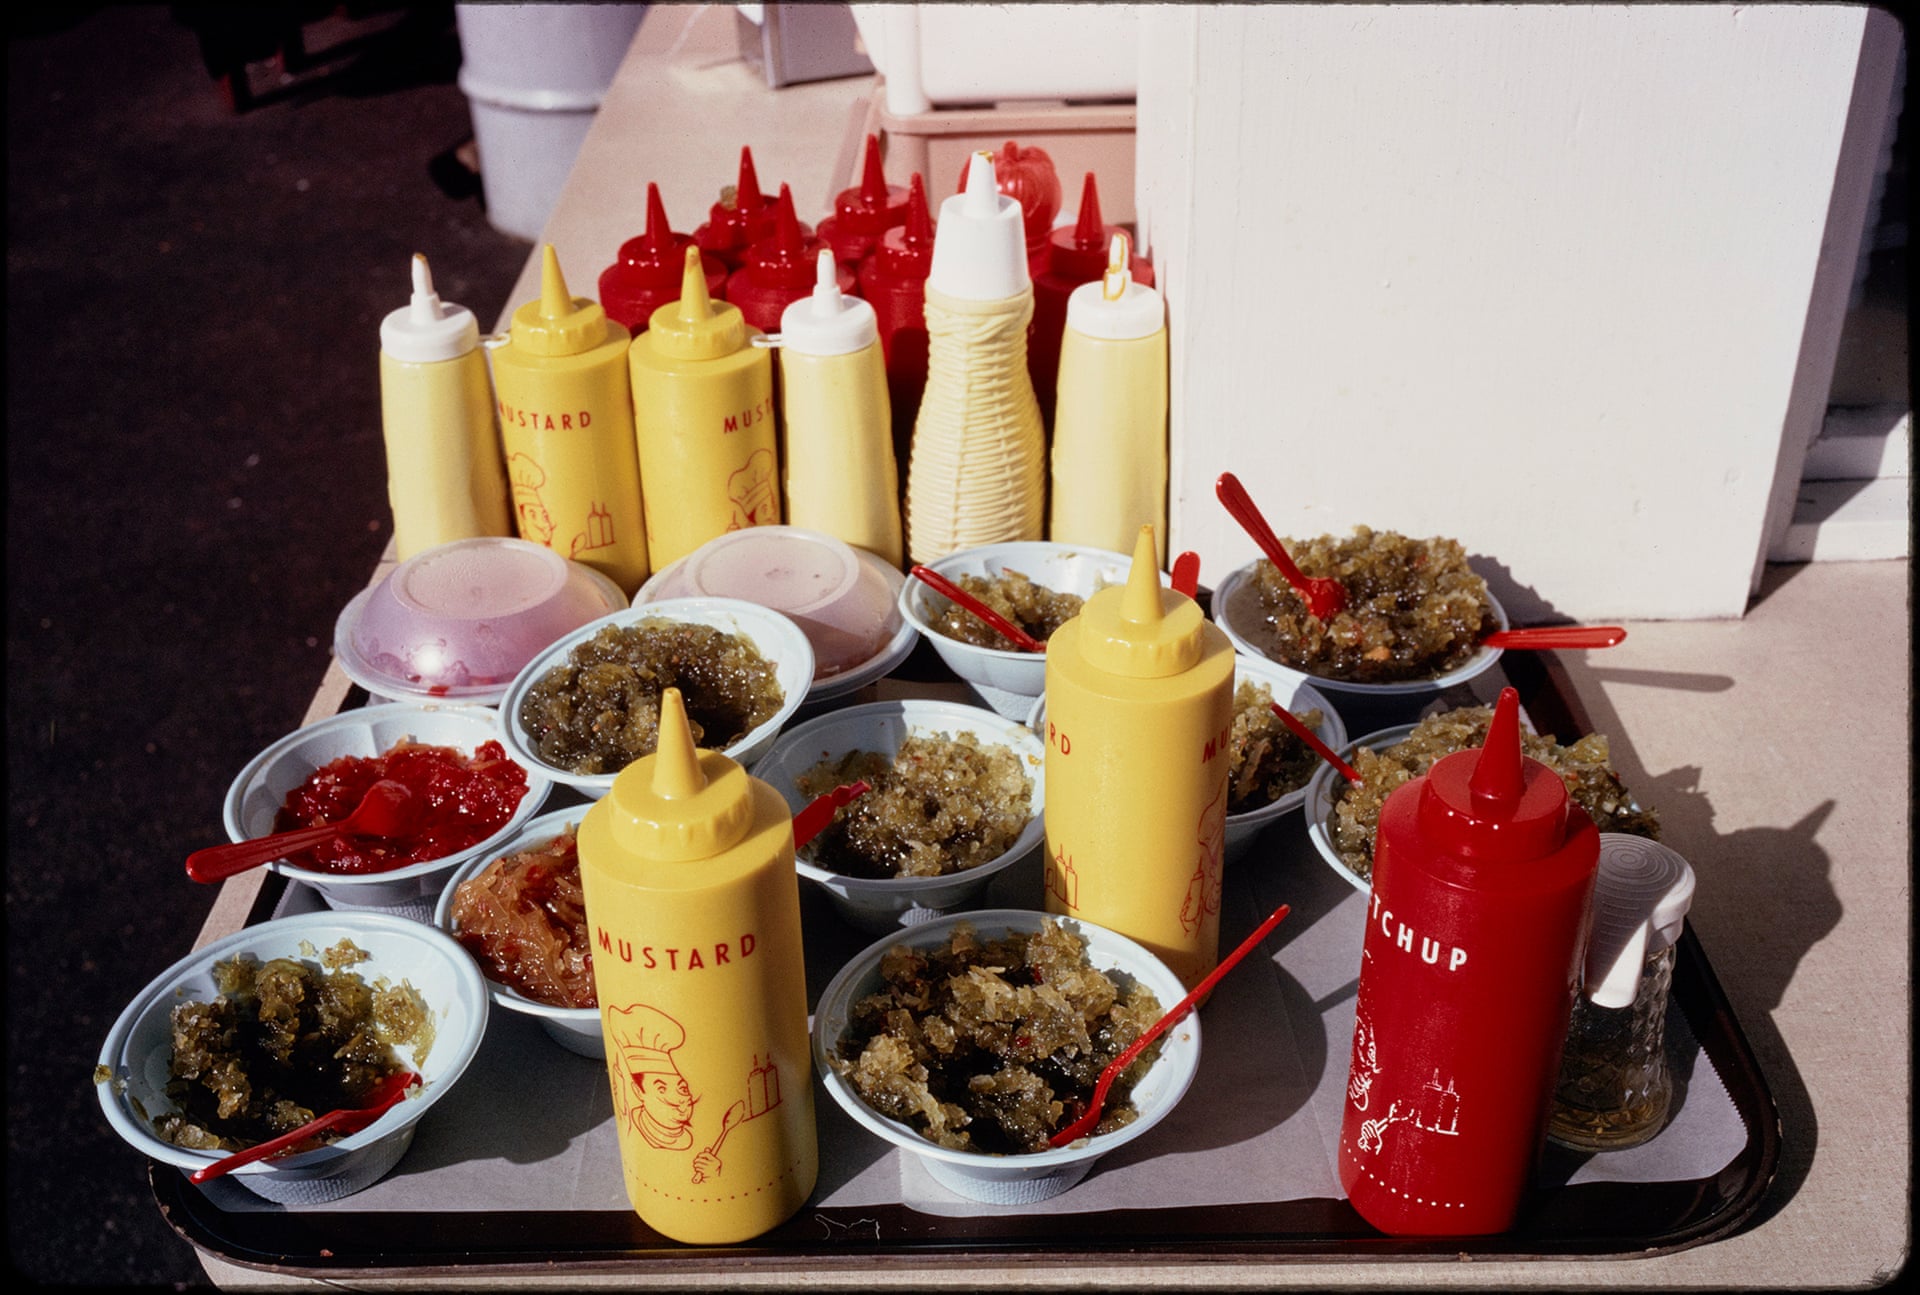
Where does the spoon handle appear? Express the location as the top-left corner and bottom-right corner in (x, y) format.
(909, 566), (1047, 654)
(1215, 473), (1311, 590)
(1270, 704), (1363, 786)
(1483, 626), (1628, 650)
(791, 781), (871, 850)
(184, 821), (353, 884)
(1049, 903), (1292, 1147)
(188, 1072), (418, 1184)
(1171, 551), (1201, 598)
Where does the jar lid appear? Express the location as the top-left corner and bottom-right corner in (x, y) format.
(1583, 834), (1697, 1009)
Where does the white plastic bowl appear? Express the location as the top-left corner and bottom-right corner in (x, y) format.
(1210, 558), (1510, 704)
(1302, 723), (1418, 895)
(1025, 652), (1347, 865)
(497, 597), (816, 799)
(221, 703), (553, 921)
(96, 911), (489, 1204)
(812, 909), (1201, 1204)
(752, 700), (1045, 932)
(333, 536), (628, 706)
(635, 527), (916, 694)
(898, 541), (1135, 719)
(434, 808), (603, 1059)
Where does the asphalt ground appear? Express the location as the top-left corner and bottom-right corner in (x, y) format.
(7, 6), (530, 1286)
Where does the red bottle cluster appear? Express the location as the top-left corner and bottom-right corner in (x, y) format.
(598, 182), (729, 334)
(726, 184), (856, 334)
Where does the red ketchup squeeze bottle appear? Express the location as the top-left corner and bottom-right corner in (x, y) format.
(1338, 687), (1599, 1236)
(816, 132), (909, 266)
(1029, 172), (1155, 422)
(725, 184), (857, 335)
(598, 182), (730, 334)
(694, 147), (800, 273)
(857, 171), (934, 485)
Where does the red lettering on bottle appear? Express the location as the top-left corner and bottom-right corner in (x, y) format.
(687, 948), (705, 970)
(714, 942), (731, 965)
(597, 926), (612, 952)
(579, 410), (591, 429)
(561, 413), (573, 430)
(723, 414), (739, 433)
(665, 947), (679, 970)
(618, 939), (633, 963)
(740, 933), (756, 959)
(642, 946), (656, 969)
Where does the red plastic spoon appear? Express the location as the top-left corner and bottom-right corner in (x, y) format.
(1215, 473), (1346, 621)
(185, 780), (419, 884)
(791, 780), (871, 849)
(1483, 626), (1627, 650)
(1171, 551), (1201, 598)
(1270, 704), (1363, 786)
(189, 1070), (421, 1184)
(910, 566), (1047, 653)
(1049, 902), (1293, 1148)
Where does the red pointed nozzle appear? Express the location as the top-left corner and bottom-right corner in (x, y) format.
(860, 134), (889, 205)
(1070, 172), (1106, 250)
(876, 172), (934, 275)
(642, 183), (675, 253)
(1469, 687), (1528, 819)
(736, 146), (765, 216)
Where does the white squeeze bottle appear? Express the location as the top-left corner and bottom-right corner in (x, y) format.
(1048, 232), (1168, 565)
(903, 150), (1047, 563)
(774, 249), (902, 566)
(377, 253), (512, 560)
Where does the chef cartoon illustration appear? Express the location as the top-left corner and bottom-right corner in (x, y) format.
(608, 1003), (723, 1181)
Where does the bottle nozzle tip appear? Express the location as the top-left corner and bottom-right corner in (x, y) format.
(652, 688), (708, 800)
(964, 151), (999, 215)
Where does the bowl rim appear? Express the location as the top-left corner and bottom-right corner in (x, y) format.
(1211, 558), (1510, 696)
(221, 701), (555, 891)
(432, 806), (600, 1025)
(332, 544), (630, 704)
(896, 540), (1139, 664)
(96, 910), (490, 1175)
(810, 908), (1202, 1169)
(1302, 722), (1419, 894)
(494, 596), (817, 795)
(752, 699), (1046, 895)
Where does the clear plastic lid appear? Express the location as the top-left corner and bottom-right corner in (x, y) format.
(334, 537), (628, 703)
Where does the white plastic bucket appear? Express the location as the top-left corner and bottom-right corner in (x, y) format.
(454, 4), (648, 241)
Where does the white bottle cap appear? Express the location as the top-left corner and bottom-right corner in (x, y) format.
(380, 253), (480, 363)
(778, 249), (878, 355)
(925, 151), (1030, 301)
(1582, 834), (1697, 1010)
(1065, 232), (1165, 340)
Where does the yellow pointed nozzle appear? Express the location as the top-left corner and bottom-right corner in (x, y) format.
(1079, 523), (1206, 678)
(600, 686), (756, 862)
(647, 245), (750, 359)
(509, 244), (611, 355)
(1120, 525), (1165, 627)
(674, 246), (715, 325)
(539, 244), (571, 318)
(651, 689), (708, 801)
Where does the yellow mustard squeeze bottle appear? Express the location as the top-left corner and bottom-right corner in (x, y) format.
(1041, 525), (1236, 990)
(775, 248), (902, 566)
(489, 245), (650, 593)
(628, 246), (779, 570)
(377, 252), (513, 560)
(1049, 233), (1168, 566)
(902, 150), (1047, 563)
(578, 687), (818, 1244)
